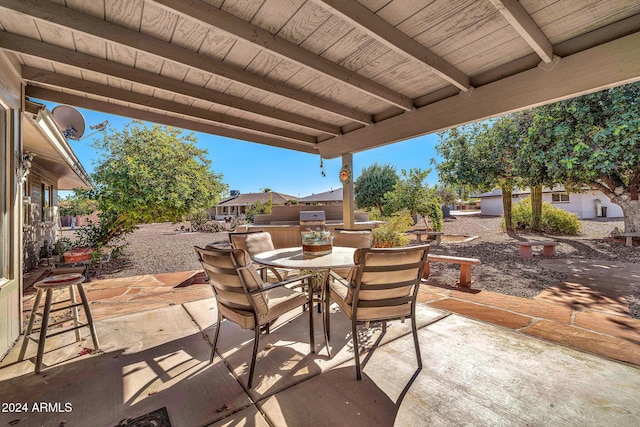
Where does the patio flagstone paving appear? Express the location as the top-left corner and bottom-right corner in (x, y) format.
(1, 258), (639, 425)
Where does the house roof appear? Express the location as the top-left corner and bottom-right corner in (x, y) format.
(0, 1), (638, 159)
(217, 192), (297, 206)
(298, 188), (343, 203)
(23, 100), (92, 190)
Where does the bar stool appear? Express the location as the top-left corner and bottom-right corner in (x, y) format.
(18, 273), (100, 373)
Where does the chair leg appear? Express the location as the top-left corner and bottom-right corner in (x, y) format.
(247, 325), (261, 389)
(352, 319), (362, 380)
(35, 289), (54, 374)
(411, 313), (422, 369)
(69, 285), (81, 342)
(76, 284), (100, 351)
(210, 310), (222, 363)
(18, 289), (43, 362)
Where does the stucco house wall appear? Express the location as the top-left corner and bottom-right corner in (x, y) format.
(478, 189), (623, 218)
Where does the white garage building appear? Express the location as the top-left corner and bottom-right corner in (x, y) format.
(475, 187), (623, 219)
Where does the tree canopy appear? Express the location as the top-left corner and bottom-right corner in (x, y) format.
(88, 121), (227, 243)
(436, 81), (640, 232)
(384, 168), (443, 231)
(354, 163), (398, 216)
(527, 82), (640, 231)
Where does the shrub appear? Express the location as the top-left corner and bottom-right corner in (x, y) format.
(508, 197), (581, 235)
(372, 210), (412, 248)
(245, 200), (272, 223)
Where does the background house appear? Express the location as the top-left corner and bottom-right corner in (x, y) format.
(475, 187), (623, 218)
(209, 191), (297, 220)
(297, 188), (343, 206)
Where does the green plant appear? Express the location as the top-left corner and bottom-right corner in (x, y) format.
(187, 210), (211, 230)
(372, 210), (413, 248)
(245, 199), (272, 223)
(508, 198), (581, 235)
(69, 211), (129, 255)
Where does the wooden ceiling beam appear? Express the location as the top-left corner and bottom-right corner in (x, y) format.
(22, 66), (316, 145)
(149, 0), (413, 111)
(0, 0), (371, 125)
(317, 31), (640, 158)
(25, 86), (319, 154)
(488, 0), (554, 63)
(313, 0), (471, 92)
(0, 32), (341, 136)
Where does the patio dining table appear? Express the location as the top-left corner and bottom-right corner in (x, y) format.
(252, 246), (356, 356)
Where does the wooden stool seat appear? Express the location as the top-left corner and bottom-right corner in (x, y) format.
(19, 273), (100, 373)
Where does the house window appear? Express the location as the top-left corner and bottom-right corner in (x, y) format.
(552, 192), (570, 203)
(42, 183), (52, 221)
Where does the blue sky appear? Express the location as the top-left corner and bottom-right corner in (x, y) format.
(38, 100), (443, 198)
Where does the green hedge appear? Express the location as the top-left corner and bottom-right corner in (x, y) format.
(509, 197), (581, 235)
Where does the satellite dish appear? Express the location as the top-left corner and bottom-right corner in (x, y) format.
(52, 105), (86, 140)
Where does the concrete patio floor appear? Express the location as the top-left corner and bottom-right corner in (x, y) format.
(1, 259), (639, 426)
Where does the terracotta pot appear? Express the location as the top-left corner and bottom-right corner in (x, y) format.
(63, 247), (94, 263)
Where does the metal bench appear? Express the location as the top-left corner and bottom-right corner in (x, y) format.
(424, 254), (481, 287)
(517, 241), (559, 257)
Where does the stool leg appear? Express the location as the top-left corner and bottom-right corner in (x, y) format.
(76, 284), (100, 351)
(18, 289), (43, 362)
(69, 285), (82, 342)
(35, 289), (54, 374)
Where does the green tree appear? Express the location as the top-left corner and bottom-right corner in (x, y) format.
(354, 163), (398, 217)
(89, 121), (227, 244)
(436, 122), (519, 231)
(528, 82), (640, 232)
(245, 199), (272, 223)
(58, 190), (98, 217)
(384, 168), (443, 231)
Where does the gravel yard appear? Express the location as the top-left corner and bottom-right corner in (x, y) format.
(79, 215), (637, 299)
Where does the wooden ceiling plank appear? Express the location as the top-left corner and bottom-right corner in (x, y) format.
(149, 0), (413, 110)
(0, 9), (40, 38)
(0, 32), (340, 135)
(313, 0), (471, 92)
(26, 85), (317, 153)
(488, 0), (554, 63)
(0, 0), (371, 124)
(133, 51), (164, 74)
(317, 30), (640, 158)
(252, 0), (306, 34)
(220, 0), (265, 22)
(170, 16), (210, 51)
(35, 20), (76, 50)
(65, 0), (105, 19)
(105, 0), (144, 31)
(22, 66), (316, 144)
(140, 1), (179, 42)
(106, 43), (137, 67)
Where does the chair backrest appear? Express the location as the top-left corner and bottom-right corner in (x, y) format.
(348, 245), (430, 312)
(333, 229), (373, 249)
(229, 231), (276, 262)
(194, 246), (269, 315)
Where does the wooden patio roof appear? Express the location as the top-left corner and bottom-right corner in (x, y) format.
(1, 0), (639, 158)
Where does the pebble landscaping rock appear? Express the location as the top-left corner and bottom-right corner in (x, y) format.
(64, 216), (638, 300)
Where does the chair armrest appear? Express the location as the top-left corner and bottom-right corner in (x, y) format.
(329, 270), (349, 285)
(256, 265), (283, 282)
(250, 274), (313, 294)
